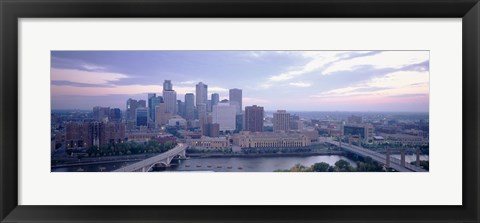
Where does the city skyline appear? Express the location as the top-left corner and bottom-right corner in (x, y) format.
(51, 51), (429, 112)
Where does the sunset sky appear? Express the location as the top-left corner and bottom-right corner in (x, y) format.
(51, 51), (429, 112)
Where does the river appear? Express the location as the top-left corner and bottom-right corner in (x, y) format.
(165, 155), (356, 172)
(52, 155), (357, 172)
(51, 154), (429, 172)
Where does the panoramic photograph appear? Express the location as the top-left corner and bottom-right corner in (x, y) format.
(50, 50), (429, 172)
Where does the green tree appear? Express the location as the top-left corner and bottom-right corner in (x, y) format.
(312, 162), (331, 172)
(411, 160), (429, 170)
(290, 163), (311, 172)
(334, 159), (354, 172)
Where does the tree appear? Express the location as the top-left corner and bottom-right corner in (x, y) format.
(411, 160), (429, 170)
(290, 163), (310, 172)
(312, 162), (330, 172)
(334, 159), (354, 172)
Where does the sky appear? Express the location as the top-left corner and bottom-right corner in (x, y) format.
(51, 51), (429, 112)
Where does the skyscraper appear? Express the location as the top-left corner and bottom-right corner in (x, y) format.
(245, 105), (264, 132)
(93, 106), (110, 122)
(197, 103), (208, 133)
(109, 108), (122, 122)
(126, 98), (139, 121)
(212, 102), (236, 133)
(211, 93), (219, 107)
(177, 100), (185, 117)
(148, 93), (163, 122)
(135, 107), (148, 127)
(273, 110), (290, 132)
(196, 82), (208, 106)
(163, 91), (177, 114)
(163, 80), (172, 91)
(148, 93), (156, 110)
(155, 103), (171, 127)
(185, 93), (195, 120)
(229, 88), (242, 114)
(207, 100), (212, 113)
(163, 80), (177, 114)
(138, 100), (146, 108)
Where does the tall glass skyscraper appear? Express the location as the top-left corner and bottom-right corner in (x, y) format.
(211, 93), (220, 108)
(229, 88), (242, 114)
(135, 107), (148, 127)
(163, 80), (177, 114)
(185, 93), (195, 120)
(148, 93), (163, 122)
(195, 82), (208, 106)
(163, 80), (172, 91)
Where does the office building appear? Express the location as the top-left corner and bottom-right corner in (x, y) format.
(109, 108), (122, 122)
(202, 123), (220, 137)
(207, 100), (212, 113)
(211, 93), (219, 108)
(177, 100), (185, 117)
(66, 121), (125, 148)
(155, 103), (171, 127)
(212, 102), (236, 133)
(235, 114), (243, 132)
(167, 115), (188, 127)
(273, 110), (290, 132)
(196, 82), (208, 106)
(163, 80), (172, 91)
(136, 107), (148, 127)
(197, 103), (208, 132)
(343, 124), (374, 143)
(185, 93), (195, 120)
(245, 105), (264, 132)
(149, 94), (164, 122)
(187, 136), (228, 149)
(93, 106), (110, 122)
(148, 94), (163, 122)
(229, 88), (242, 114)
(163, 89), (177, 114)
(234, 131), (311, 148)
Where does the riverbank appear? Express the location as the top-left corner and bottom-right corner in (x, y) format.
(187, 151), (345, 158)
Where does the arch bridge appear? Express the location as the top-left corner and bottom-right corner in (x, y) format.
(113, 143), (188, 172)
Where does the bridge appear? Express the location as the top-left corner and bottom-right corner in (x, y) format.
(320, 137), (426, 172)
(113, 143), (188, 172)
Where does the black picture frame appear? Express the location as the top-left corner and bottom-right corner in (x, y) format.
(1, 0), (479, 222)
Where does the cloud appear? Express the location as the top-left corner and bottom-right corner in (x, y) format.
(248, 51), (266, 58)
(178, 80), (198, 85)
(268, 52), (340, 81)
(52, 84), (163, 96)
(289, 82), (312, 87)
(51, 56), (107, 72)
(267, 51), (387, 82)
(312, 70), (429, 98)
(389, 93), (428, 98)
(81, 63), (106, 71)
(51, 80), (109, 88)
(322, 51), (429, 76)
(208, 86), (229, 93)
(259, 83), (273, 89)
(51, 68), (128, 85)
